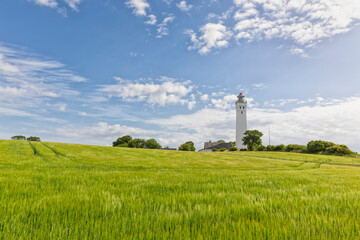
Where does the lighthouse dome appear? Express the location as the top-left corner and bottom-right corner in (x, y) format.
(236, 93), (247, 103)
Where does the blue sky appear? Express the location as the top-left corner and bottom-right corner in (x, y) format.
(1, 0), (360, 151)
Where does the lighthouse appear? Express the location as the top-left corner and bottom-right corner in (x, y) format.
(235, 93), (247, 149)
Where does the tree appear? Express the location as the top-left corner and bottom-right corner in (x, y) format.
(325, 145), (353, 156)
(179, 141), (195, 151)
(285, 144), (307, 153)
(257, 145), (266, 151)
(128, 138), (145, 148)
(242, 130), (263, 151)
(307, 140), (327, 153)
(11, 135), (26, 141)
(274, 144), (285, 151)
(217, 140), (225, 143)
(27, 136), (41, 142)
(179, 143), (192, 151)
(310, 140), (337, 153)
(307, 140), (354, 155)
(113, 135), (132, 147)
(145, 139), (161, 149)
(266, 145), (275, 151)
(229, 146), (237, 151)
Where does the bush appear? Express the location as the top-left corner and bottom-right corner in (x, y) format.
(229, 147), (237, 151)
(307, 140), (335, 153)
(113, 135), (132, 147)
(286, 144), (307, 153)
(128, 138), (145, 148)
(325, 145), (353, 156)
(266, 145), (275, 151)
(212, 148), (218, 152)
(179, 143), (192, 151)
(307, 141), (325, 153)
(219, 148), (226, 152)
(145, 139), (162, 149)
(113, 136), (162, 149)
(114, 143), (128, 148)
(11, 135), (26, 141)
(239, 148), (247, 151)
(285, 144), (294, 152)
(257, 145), (266, 151)
(307, 140), (354, 156)
(273, 144), (285, 151)
(179, 141), (196, 151)
(27, 136), (41, 142)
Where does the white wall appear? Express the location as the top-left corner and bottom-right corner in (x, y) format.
(235, 102), (247, 149)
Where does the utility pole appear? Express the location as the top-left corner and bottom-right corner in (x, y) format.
(268, 125), (271, 146)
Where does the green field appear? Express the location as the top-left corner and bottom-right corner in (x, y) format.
(1, 139), (360, 239)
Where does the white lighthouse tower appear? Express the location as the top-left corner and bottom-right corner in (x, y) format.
(235, 93), (247, 149)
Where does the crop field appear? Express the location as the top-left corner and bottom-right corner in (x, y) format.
(0, 139), (360, 239)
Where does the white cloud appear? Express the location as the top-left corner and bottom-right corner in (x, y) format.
(129, 52), (138, 57)
(64, 0), (81, 11)
(177, 1), (193, 11)
(126, 0), (150, 16)
(252, 83), (266, 89)
(145, 14), (157, 25)
(0, 43), (86, 116)
(147, 108), (236, 148)
(0, 54), (20, 74)
(55, 122), (157, 139)
(249, 96), (360, 151)
(187, 22), (233, 55)
(187, 100), (196, 110)
(31, 0), (82, 13)
(45, 102), (67, 111)
(188, 0), (360, 55)
(207, 7), (234, 21)
(57, 7), (68, 17)
(98, 77), (193, 107)
(290, 47), (309, 58)
(211, 94), (237, 109)
(157, 15), (175, 38)
(57, 103), (67, 111)
(264, 98), (298, 107)
(32, 0), (58, 8)
(200, 94), (209, 102)
(0, 106), (35, 117)
(211, 91), (225, 97)
(125, 0), (169, 35)
(232, 0), (360, 54)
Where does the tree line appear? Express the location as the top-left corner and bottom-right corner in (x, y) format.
(113, 135), (162, 149)
(240, 130), (355, 156)
(113, 131), (355, 156)
(11, 135), (41, 141)
(113, 136), (197, 151)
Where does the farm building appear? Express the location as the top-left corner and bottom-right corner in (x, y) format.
(199, 141), (232, 152)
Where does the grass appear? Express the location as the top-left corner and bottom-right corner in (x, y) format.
(1, 139), (360, 239)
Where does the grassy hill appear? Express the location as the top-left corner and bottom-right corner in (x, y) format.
(1, 139), (360, 239)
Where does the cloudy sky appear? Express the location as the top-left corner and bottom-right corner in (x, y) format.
(1, 0), (360, 151)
